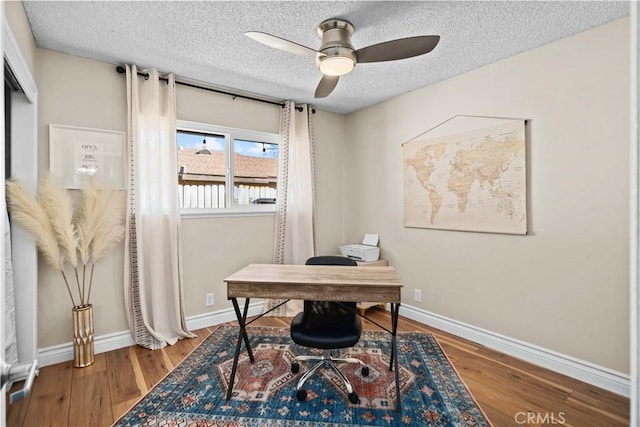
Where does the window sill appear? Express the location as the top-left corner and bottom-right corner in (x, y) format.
(180, 205), (276, 219)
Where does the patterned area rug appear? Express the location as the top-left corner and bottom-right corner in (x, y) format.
(115, 325), (491, 426)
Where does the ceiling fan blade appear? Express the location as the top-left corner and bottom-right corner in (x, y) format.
(245, 31), (319, 58)
(355, 35), (440, 63)
(314, 75), (340, 98)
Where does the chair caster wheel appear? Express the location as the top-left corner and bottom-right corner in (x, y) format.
(348, 392), (360, 404)
(361, 366), (369, 377)
(291, 362), (300, 373)
(296, 389), (307, 401)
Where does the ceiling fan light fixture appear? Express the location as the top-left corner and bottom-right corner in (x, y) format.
(319, 55), (355, 76)
(245, 16), (440, 99)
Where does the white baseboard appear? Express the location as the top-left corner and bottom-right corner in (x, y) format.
(400, 304), (631, 397)
(38, 302), (629, 398)
(185, 302), (265, 330)
(37, 302), (265, 368)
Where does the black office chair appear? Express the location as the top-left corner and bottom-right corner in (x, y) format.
(290, 256), (369, 404)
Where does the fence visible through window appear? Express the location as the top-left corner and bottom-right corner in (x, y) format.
(179, 184), (276, 208)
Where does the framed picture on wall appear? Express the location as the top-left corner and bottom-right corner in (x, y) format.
(49, 124), (126, 189)
(403, 116), (527, 235)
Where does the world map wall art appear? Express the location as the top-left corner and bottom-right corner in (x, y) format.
(403, 116), (527, 234)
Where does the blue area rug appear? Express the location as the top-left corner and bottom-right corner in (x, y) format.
(115, 325), (491, 426)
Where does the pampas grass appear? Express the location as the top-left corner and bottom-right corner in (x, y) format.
(6, 180), (63, 270)
(76, 179), (125, 304)
(38, 175), (79, 267)
(6, 179), (76, 306)
(38, 175), (83, 303)
(6, 175), (124, 308)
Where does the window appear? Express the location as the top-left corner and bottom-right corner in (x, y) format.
(176, 120), (278, 216)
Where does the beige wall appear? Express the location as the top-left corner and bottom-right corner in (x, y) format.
(176, 88), (281, 317)
(176, 84), (281, 133)
(176, 89), (348, 316)
(179, 92), (346, 316)
(7, 0), (630, 375)
(312, 110), (346, 254)
(4, 1), (37, 75)
(32, 50), (346, 347)
(36, 50), (128, 347)
(344, 18), (630, 373)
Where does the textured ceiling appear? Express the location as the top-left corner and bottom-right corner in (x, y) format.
(23, 1), (629, 114)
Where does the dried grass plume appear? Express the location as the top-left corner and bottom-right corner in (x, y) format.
(38, 175), (79, 267)
(6, 175), (125, 307)
(6, 179), (63, 270)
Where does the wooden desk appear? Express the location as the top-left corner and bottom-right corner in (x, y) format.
(354, 259), (389, 314)
(224, 263), (404, 411)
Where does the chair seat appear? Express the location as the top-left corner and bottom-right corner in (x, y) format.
(290, 256), (365, 404)
(291, 311), (361, 349)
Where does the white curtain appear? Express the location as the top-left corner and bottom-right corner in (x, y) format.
(270, 102), (318, 316)
(124, 65), (193, 350)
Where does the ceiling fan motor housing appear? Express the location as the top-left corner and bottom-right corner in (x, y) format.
(316, 19), (356, 75)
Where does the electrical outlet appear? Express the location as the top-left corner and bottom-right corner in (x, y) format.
(414, 289), (422, 303)
(205, 292), (214, 307)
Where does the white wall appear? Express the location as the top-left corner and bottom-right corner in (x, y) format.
(344, 18), (630, 373)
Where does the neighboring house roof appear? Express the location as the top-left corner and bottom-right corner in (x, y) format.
(177, 148), (277, 183)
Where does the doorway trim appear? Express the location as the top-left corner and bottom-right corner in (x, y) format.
(3, 16), (38, 363)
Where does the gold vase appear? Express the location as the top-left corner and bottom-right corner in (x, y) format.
(72, 304), (95, 368)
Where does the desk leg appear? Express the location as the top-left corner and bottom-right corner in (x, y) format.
(389, 303), (401, 413)
(236, 297), (254, 363)
(226, 297), (254, 400)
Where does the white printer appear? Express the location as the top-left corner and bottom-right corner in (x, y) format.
(339, 234), (380, 262)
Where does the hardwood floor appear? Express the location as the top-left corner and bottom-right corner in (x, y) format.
(6, 309), (629, 426)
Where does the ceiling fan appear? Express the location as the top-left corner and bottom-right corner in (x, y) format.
(245, 18), (440, 98)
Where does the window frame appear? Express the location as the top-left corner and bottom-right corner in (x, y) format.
(177, 120), (279, 218)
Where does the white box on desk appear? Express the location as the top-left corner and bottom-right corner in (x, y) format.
(339, 233), (380, 262)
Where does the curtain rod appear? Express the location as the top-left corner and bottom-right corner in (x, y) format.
(115, 65), (291, 109)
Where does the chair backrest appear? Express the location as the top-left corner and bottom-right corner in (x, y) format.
(303, 256), (358, 327)
(305, 255), (357, 267)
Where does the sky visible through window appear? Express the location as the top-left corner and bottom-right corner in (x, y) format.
(177, 132), (278, 158)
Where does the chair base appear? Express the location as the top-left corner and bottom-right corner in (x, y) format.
(291, 350), (369, 404)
